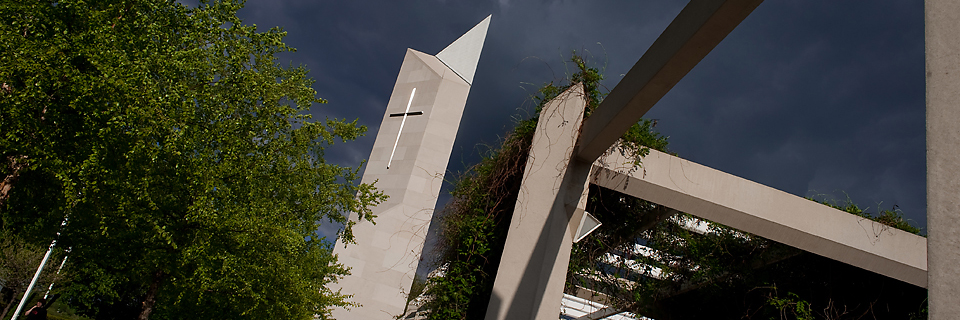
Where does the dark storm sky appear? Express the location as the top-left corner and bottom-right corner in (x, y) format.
(236, 0), (927, 238)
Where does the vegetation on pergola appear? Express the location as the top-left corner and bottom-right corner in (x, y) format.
(416, 55), (927, 320)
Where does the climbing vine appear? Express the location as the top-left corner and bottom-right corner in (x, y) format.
(417, 53), (644, 319)
(810, 196), (923, 235)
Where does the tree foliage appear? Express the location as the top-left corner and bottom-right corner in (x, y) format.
(0, 0), (384, 319)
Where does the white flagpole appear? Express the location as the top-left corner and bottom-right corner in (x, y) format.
(43, 253), (69, 299)
(11, 218), (67, 320)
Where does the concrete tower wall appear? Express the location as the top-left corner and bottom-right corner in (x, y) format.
(331, 16), (490, 319)
(332, 49), (468, 319)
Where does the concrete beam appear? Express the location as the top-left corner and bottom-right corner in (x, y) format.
(925, 0), (960, 317)
(591, 149), (928, 287)
(485, 84), (591, 320)
(576, 0), (763, 162)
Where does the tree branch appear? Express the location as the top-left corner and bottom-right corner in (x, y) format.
(0, 155), (29, 208)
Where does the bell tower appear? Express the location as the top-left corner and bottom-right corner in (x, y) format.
(332, 15), (491, 319)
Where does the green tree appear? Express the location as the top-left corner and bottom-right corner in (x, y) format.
(0, 0), (384, 319)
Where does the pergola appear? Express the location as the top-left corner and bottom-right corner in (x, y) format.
(483, 0), (959, 319)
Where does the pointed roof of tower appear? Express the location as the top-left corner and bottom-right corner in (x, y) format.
(436, 15), (491, 85)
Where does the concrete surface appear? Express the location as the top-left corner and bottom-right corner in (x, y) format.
(591, 148), (928, 287)
(925, 0), (960, 317)
(485, 84), (590, 320)
(436, 15), (491, 85)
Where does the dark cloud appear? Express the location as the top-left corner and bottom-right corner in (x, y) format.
(644, 1), (924, 228)
(236, 0), (926, 238)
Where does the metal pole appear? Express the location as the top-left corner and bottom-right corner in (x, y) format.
(43, 254), (69, 299)
(11, 218), (67, 320)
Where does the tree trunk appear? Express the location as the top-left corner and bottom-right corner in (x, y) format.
(0, 155), (28, 208)
(0, 289), (21, 320)
(138, 271), (165, 320)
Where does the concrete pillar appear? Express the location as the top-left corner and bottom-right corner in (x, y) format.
(485, 84), (590, 320)
(925, 0), (960, 317)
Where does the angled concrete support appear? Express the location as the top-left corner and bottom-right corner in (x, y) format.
(485, 84), (590, 320)
(591, 149), (928, 287)
(925, 0), (960, 317)
(576, 0), (763, 162)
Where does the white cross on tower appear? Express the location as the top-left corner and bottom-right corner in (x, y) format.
(387, 87), (423, 169)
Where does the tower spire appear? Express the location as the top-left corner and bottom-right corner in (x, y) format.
(436, 15), (491, 85)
